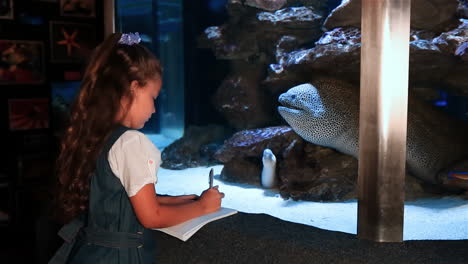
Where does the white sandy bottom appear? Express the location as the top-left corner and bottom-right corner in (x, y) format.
(156, 165), (468, 240)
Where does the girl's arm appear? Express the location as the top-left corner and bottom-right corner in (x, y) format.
(157, 194), (199, 205)
(130, 184), (224, 228)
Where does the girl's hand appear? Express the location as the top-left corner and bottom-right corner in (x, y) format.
(199, 186), (225, 214)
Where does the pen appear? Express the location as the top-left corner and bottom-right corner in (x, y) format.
(209, 168), (214, 188)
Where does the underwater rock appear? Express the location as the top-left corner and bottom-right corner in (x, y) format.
(263, 35), (316, 93)
(251, 6), (325, 60)
(221, 158), (263, 184)
(277, 78), (468, 187)
(438, 20), (468, 91)
(266, 26), (362, 84)
(245, 0), (287, 11)
(275, 35), (302, 60)
(458, 0), (468, 19)
(277, 137), (358, 201)
(410, 19), (468, 84)
(309, 26), (361, 80)
(256, 6), (322, 28)
(315, 26), (362, 46)
(215, 125), (361, 200)
(212, 60), (278, 130)
(409, 34), (457, 83)
(445, 64), (468, 96)
(215, 125), (432, 201)
(266, 25), (466, 86)
(227, 0), (330, 16)
(226, 0), (261, 25)
(201, 3), (324, 61)
(215, 126), (297, 164)
(199, 25), (259, 60)
(215, 126), (298, 185)
(456, 42), (468, 61)
(161, 125), (228, 170)
(283, 0), (331, 15)
(433, 19), (468, 58)
(323, 0), (460, 32)
(254, 6), (324, 53)
(322, 0), (361, 31)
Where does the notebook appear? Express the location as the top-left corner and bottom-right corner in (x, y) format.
(153, 207), (238, 242)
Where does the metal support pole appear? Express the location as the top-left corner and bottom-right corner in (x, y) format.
(358, 0), (411, 242)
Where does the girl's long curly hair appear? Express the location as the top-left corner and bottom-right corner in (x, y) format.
(55, 33), (162, 223)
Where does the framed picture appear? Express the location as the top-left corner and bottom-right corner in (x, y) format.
(50, 21), (97, 63)
(19, 133), (51, 153)
(0, 40), (45, 84)
(8, 98), (50, 131)
(17, 12), (46, 25)
(60, 0), (95, 18)
(51, 81), (80, 133)
(16, 153), (53, 183)
(51, 81), (80, 112)
(0, 0), (13, 20)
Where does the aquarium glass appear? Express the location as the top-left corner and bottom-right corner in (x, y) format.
(115, 0), (184, 149)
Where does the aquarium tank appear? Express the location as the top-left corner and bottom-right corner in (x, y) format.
(115, 0), (468, 241)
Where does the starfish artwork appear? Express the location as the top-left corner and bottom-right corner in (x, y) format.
(56, 27), (81, 57)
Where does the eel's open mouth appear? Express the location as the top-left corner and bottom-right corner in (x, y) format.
(277, 105), (301, 115)
(278, 97), (301, 111)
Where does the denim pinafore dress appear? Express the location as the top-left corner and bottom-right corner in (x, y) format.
(49, 126), (156, 264)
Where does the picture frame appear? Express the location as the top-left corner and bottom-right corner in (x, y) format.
(16, 152), (53, 183)
(8, 98), (50, 131)
(51, 81), (80, 133)
(0, 0), (13, 20)
(19, 133), (51, 154)
(17, 13), (46, 25)
(50, 21), (97, 63)
(60, 0), (95, 18)
(0, 40), (45, 84)
(51, 81), (80, 112)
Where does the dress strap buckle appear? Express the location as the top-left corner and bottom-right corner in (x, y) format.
(48, 217), (85, 264)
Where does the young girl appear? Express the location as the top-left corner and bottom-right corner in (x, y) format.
(49, 32), (224, 264)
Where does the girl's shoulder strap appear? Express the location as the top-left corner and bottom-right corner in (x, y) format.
(102, 125), (134, 153)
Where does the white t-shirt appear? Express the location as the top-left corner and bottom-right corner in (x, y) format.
(108, 130), (161, 197)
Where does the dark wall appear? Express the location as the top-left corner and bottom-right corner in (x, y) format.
(1, 0), (103, 168)
(0, 1), (103, 261)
